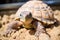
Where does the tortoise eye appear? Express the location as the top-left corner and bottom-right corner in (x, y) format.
(20, 14), (24, 18)
(20, 14), (22, 16)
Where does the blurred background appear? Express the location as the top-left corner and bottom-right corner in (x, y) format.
(0, 0), (60, 4)
(0, 0), (60, 16)
(0, 0), (60, 5)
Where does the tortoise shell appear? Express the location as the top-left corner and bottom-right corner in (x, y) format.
(15, 1), (56, 24)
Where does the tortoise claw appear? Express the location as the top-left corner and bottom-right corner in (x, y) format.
(2, 29), (15, 37)
(35, 28), (45, 37)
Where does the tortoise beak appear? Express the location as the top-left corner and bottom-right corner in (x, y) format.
(14, 17), (20, 21)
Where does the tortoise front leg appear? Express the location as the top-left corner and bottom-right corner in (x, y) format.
(1, 21), (23, 37)
(34, 22), (45, 37)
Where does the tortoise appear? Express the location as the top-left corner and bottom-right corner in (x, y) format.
(2, 1), (56, 37)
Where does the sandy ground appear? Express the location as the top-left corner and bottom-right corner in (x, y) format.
(0, 10), (60, 40)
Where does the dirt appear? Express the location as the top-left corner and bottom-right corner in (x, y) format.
(0, 10), (60, 40)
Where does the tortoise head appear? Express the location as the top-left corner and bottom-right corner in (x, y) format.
(19, 11), (33, 24)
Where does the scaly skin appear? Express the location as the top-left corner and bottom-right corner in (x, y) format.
(1, 21), (23, 37)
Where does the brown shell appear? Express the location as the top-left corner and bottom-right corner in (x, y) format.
(15, 1), (56, 24)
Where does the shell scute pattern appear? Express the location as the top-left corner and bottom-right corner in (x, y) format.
(16, 1), (55, 24)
